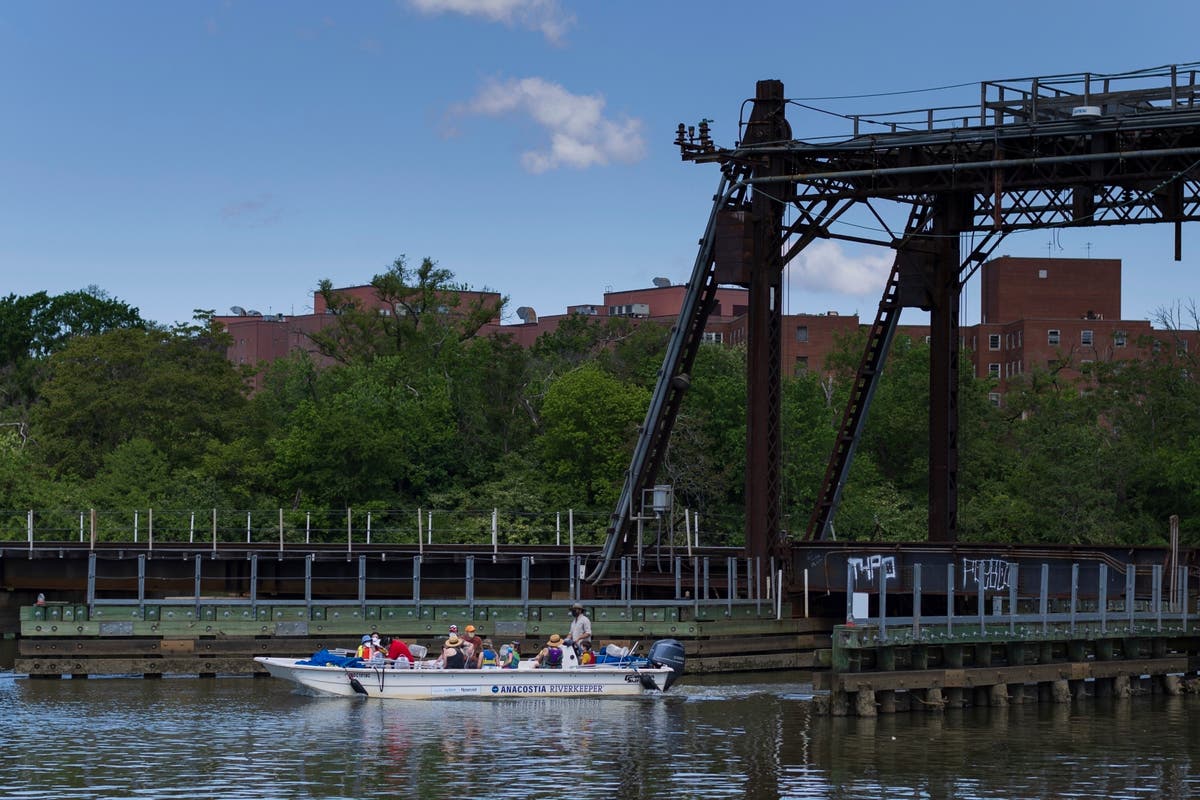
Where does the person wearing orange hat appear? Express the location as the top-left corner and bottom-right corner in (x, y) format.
(463, 624), (484, 669)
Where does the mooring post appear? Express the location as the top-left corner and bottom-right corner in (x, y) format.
(913, 563), (922, 640)
(1070, 563), (1079, 635)
(846, 561), (855, 623)
(358, 554), (366, 617)
(880, 562), (888, 642)
(1040, 564), (1049, 635)
(1154, 564), (1163, 632)
(1009, 563), (1018, 635)
(521, 556), (529, 616)
(1100, 563), (1108, 634)
(137, 553), (146, 614)
(304, 554), (312, 617)
(413, 555), (422, 615)
(466, 555), (475, 618)
(192, 554), (202, 619)
(87, 552), (96, 614)
(250, 553), (258, 616)
(977, 567), (985, 636)
(1181, 565), (1190, 630)
(947, 562), (955, 637)
(1126, 563), (1136, 633)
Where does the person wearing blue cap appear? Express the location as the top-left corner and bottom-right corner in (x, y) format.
(356, 634), (374, 660)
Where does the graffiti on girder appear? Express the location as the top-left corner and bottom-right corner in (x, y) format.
(848, 555), (897, 584)
(962, 558), (1013, 591)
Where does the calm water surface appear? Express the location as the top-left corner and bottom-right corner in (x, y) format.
(1, 670), (1198, 799)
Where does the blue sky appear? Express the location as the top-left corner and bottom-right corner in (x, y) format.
(3, 1), (1200, 328)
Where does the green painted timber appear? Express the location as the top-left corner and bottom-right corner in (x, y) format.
(15, 603), (835, 676)
(22, 603), (798, 639)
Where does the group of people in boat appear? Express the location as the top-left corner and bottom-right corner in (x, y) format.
(356, 632), (415, 664)
(438, 623), (515, 669)
(355, 602), (596, 670)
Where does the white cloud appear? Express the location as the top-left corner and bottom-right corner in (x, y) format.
(454, 77), (646, 173)
(787, 240), (893, 296)
(407, 0), (573, 44)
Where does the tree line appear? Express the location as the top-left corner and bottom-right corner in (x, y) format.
(1, 258), (1198, 546)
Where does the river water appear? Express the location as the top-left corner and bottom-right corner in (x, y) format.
(2, 670), (1198, 799)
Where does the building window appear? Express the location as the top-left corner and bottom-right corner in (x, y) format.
(1081, 329), (1093, 346)
(988, 334), (1001, 351)
(1048, 329), (1060, 346)
(924, 335), (931, 345)
(1114, 330), (1127, 348)
(988, 363), (1001, 378)
(795, 325), (809, 343)
(1038, 269), (1048, 279)
(702, 331), (723, 344)
(794, 356), (809, 375)
(988, 392), (1001, 407)
(1017, 331), (1022, 347)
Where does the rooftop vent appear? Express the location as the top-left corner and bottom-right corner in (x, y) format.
(516, 306), (538, 324)
(1071, 105), (1103, 120)
(230, 306), (246, 316)
(652, 277), (672, 288)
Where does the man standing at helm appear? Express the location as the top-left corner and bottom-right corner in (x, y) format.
(568, 602), (592, 651)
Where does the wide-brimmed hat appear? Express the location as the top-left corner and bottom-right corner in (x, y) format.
(547, 634), (563, 646)
(570, 602), (584, 610)
(361, 634), (372, 643)
(466, 624), (476, 633)
(446, 635), (462, 647)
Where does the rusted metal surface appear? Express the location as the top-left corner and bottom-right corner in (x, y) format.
(644, 63), (1200, 566)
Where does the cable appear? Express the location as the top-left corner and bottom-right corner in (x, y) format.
(787, 81), (980, 103)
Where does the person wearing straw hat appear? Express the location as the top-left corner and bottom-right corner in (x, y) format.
(438, 634), (467, 669)
(533, 634), (566, 669)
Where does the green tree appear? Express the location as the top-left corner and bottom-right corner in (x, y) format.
(269, 357), (460, 507)
(665, 342), (747, 527)
(0, 287), (144, 410)
(538, 365), (649, 508)
(308, 256), (505, 366)
(31, 319), (247, 479)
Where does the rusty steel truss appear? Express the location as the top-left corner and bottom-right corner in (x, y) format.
(589, 63), (1200, 585)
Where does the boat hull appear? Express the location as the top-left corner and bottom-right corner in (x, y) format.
(254, 657), (674, 699)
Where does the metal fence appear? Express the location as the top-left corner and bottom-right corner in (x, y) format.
(0, 507), (747, 549)
(846, 560), (1194, 643)
(75, 551), (786, 619)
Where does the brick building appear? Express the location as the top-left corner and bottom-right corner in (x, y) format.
(216, 284), (503, 391)
(217, 258), (1194, 401)
(966, 256), (1196, 405)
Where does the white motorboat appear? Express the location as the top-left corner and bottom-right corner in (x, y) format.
(254, 640), (685, 700)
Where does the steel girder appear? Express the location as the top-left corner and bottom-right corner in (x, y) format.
(592, 69), (1200, 584)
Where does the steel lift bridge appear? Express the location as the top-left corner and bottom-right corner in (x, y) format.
(589, 62), (1200, 588)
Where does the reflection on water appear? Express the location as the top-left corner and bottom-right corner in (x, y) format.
(2, 671), (1199, 799)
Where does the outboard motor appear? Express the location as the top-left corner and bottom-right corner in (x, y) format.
(646, 639), (686, 691)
